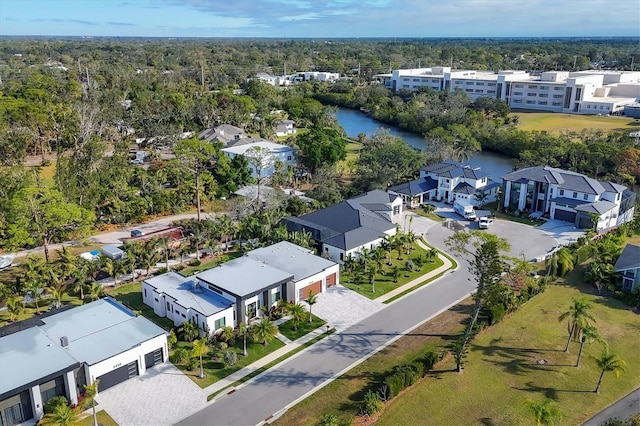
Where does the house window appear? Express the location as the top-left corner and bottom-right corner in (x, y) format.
(181, 314), (186, 318)
(287, 156), (292, 161)
(166, 302), (170, 311)
(4, 403), (24, 425)
(559, 190), (564, 196)
(144, 289), (147, 297)
(247, 302), (257, 318)
(340, 252), (344, 261)
(393, 206), (400, 215)
(154, 298), (159, 302)
(583, 194), (588, 201)
(272, 291), (281, 303)
(214, 317), (226, 330)
(573, 192), (577, 198)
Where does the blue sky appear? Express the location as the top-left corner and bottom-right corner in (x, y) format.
(1, 0), (638, 38)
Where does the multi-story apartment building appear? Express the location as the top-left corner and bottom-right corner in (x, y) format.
(378, 67), (640, 115)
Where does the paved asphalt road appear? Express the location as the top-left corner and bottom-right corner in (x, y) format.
(583, 388), (640, 425)
(177, 224), (476, 426)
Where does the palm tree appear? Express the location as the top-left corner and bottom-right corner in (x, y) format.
(379, 237), (392, 266)
(357, 247), (372, 273)
(191, 338), (209, 379)
(594, 348), (626, 393)
(39, 404), (80, 426)
(524, 398), (562, 426)
(238, 322), (249, 356)
(475, 189), (490, 208)
(81, 379), (100, 426)
(305, 290), (318, 323)
(558, 297), (596, 352)
(576, 324), (602, 367)
(49, 286), (65, 308)
(546, 248), (574, 277)
(391, 266), (400, 283)
(25, 280), (44, 314)
(6, 296), (24, 322)
(73, 258), (93, 300)
(251, 318), (278, 346)
(158, 236), (171, 270)
(56, 246), (77, 280)
(343, 254), (357, 275)
(215, 214), (236, 253)
(88, 283), (104, 301)
(371, 247), (386, 272)
(391, 233), (405, 260)
(368, 263), (379, 293)
(286, 302), (307, 331)
(139, 239), (161, 276)
(405, 231), (417, 253)
(180, 319), (199, 342)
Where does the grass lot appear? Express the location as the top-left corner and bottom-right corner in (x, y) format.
(514, 111), (639, 134)
(341, 243), (444, 299)
(180, 251), (244, 276)
(408, 207), (446, 222)
(275, 272), (640, 426)
(76, 410), (118, 426)
(0, 292), (85, 327)
(273, 298), (475, 425)
(278, 314), (326, 341)
(173, 338), (285, 388)
(336, 139), (362, 183)
(108, 282), (174, 330)
(376, 279), (640, 426)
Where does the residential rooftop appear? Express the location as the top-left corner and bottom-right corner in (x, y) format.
(614, 244), (640, 271)
(144, 271), (234, 317)
(246, 241), (336, 281)
(196, 256), (294, 298)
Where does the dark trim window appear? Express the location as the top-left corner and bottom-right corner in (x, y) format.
(214, 317), (226, 329)
(4, 403), (24, 426)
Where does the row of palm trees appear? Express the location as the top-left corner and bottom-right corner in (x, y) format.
(342, 230), (437, 293)
(558, 297), (626, 393)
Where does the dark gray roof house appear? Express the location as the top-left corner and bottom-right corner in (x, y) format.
(282, 190), (400, 252)
(613, 244), (640, 272)
(387, 176), (438, 196)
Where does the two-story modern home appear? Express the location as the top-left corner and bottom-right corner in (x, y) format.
(502, 166), (636, 230)
(613, 244), (640, 291)
(282, 190), (403, 262)
(0, 298), (168, 425)
(387, 160), (500, 207)
(143, 242), (339, 335)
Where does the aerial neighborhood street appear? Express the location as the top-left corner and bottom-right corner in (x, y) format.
(1, 8), (640, 426)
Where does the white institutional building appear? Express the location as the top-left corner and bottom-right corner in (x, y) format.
(378, 67), (640, 115)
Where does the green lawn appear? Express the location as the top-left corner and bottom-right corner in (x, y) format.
(173, 338), (286, 388)
(0, 292), (85, 327)
(341, 243), (444, 299)
(407, 207), (446, 222)
(76, 410), (118, 426)
(180, 251), (244, 276)
(515, 111), (639, 134)
(376, 280), (640, 426)
(278, 314), (326, 341)
(108, 282), (174, 330)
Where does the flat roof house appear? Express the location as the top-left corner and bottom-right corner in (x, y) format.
(143, 242), (340, 332)
(0, 298), (167, 425)
(283, 190), (402, 263)
(221, 140), (296, 179)
(502, 166), (635, 230)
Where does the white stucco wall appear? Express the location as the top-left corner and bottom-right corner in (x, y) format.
(290, 264), (340, 302)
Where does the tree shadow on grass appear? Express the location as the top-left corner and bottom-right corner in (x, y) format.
(512, 380), (594, 399)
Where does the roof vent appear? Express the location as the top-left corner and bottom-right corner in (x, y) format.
(60, 336), (69, 347)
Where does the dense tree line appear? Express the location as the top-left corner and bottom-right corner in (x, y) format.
(0, 37), (638, 251)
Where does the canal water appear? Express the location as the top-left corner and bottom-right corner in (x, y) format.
(335, 107), (516, 182)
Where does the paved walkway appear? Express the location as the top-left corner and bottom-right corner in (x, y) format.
(312, 286), (383, 332)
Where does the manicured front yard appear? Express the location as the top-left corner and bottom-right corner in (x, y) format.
(376, 281), (640, 426)
(341, 243), (444, 299)
(76, 410), (118, 426)
(173, 338), (285, 388)
(279, 314), (326, 341)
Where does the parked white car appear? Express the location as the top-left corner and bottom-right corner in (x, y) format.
(478, 216), (494, 229)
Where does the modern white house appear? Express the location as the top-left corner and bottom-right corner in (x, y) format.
(221, 140), (296, 179)
(0, 298), (168, 425)
(283, 190), (403, 263)
(143, 242), (339, 332)
(378, 67), (640, 115)
(388, 160), (500, 207)
(613, 244), (640, 291)
(502, 166), (636, 230)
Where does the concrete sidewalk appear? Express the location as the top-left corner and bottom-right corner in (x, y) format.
(375, 240), (455, 304)
(203, 324), (330, 398)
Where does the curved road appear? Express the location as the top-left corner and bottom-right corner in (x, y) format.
(176, 223), (475, 426)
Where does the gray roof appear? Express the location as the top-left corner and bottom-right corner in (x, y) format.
(246, 241), (337, 281)
(421, 160), (488, 180)
(551, 197), (586, 207)
(199, 125), (246, 145)
(388, 177), (438, 196)
(0, 327), (80, 398)
(599, 181), (627, 193)
(452, 182), (476, 195)
(144, 272), (234, 317)
(614, 244), (640, 271)
(0, 298), (167, 396)
(323, 226), (388, 251)
(574, 200), (617, 214)
(282, 190), (397, 251)
(38, 298), (167, 366)
(197, 256), (293, 298)
(503, 166), (615, 195)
